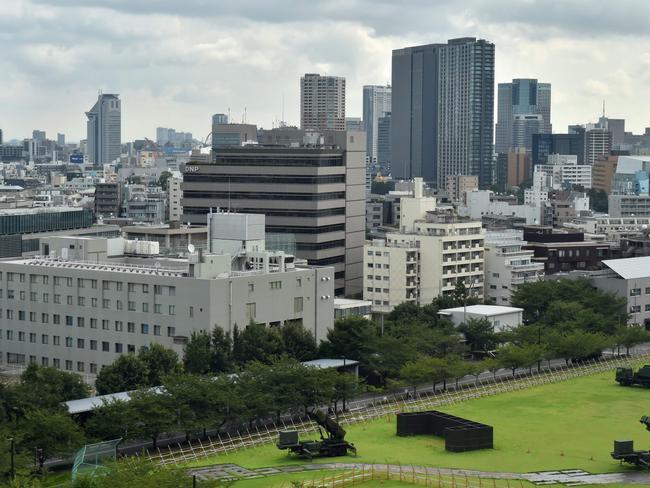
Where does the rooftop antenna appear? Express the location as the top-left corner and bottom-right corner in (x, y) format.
(602, 99), (606, 118)
(228, 107), (231, 123)
(244, 107), (247, 124)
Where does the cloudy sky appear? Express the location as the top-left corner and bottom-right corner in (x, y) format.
(1, 0), (649, 142)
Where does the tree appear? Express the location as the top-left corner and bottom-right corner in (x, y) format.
(84, 400), (134, 441)
(588, 188), (608, 213)
(95, 355), (149, 395)
(459, 318), (498, 354)
(616, 324), (648, 355)
(399, 358), (433, 395)
(497, 344), (537, 377)
(16, 364), (90, 411)
(18, 409), (84, 468)
(138, 344), (179, 385)
(280, 322), (318, 361)
(211, 328), (233, 373)
(548, 330), (612, 365)
(319, 317), (377, 362)
(157, 171), (173, 191)
(183, 331), (213, 375)
(128, 389), (175, 449)
(233, 322), (283, 365)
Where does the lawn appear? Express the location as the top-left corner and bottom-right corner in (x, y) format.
(189, 370), (650, 479)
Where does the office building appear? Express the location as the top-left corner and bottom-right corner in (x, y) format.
(532, 131), (585, 165)
(32, 130), (46, 142)
(57, 134), (65, 146)
(362, 85), (391, 164)
(391, 38), (494, 187)
(94, 182), (123, 217)
(345, 118), (363, 132)
(300, 73), (346, 131)
(592, 155), (619, 194)
(377, 112), (391, 173)
(364, 179), (484, 313)
(507, 148), (531, 187)
(438, 305), (523, 332)
(535, 154), (592, 190)
(495, 79), (551, 155)
(167, 177), (182, 222)
(0, 219), (334, 371)
(484, 230), (544, 305)
(211, 122), (257, 147)
(585, 128), (613, 166)
(212, 113), (229, 126)
(182, 131), (365, 297)
(445, 175), (478, 202)
(86, 93), (121, 165)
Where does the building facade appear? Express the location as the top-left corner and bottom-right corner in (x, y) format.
(391, 38), (495, 188)
(300, 74), (346, 131)
(362, 85), (391, 164)
(532, 131), (585, 165)
(86, 93), (121, 165)
(182, 132), (365, 297)
(592, 155), (619, 194)
(167, 177), (182, 222)
(585, 128), (613, 166)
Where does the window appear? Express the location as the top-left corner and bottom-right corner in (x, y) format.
(66, 277), (72, 287)
(154, 304), (161, 314)
(91, 297), (97, 307)
(128, 283), (135, 292)
(492, 273), (500, 278)
(18, 311), (25, 321)
(42, 334), (48, 344)
(116, 300), (123, 310)
(65, 337), (72, 347)
(67, 295), (73, 305)
(90, 340), (97, 350)
(189, 306), (194, 318)
(142, 303), (149, 313)
(78, 296), (85, 306)
(116, 282), (122, 291)
(77, 339), (84, 349)
(29, 312), (36, 322)
(41, 313), (48, 324)
(30, 292), (37, 301)
(19, 274), (25, 283)
(54, 294), (61, 304)
(29, 333), (36, 343)
(128, 301), (136, 311)
(102, 341), (110, 352)
(246, 302), (256, 321)
(141, 323), (149, 334)
(103, 299), (110, 309)
(248, 283), (254, 293)
(169, 305), (175, 315)
(142, 284), (149, 294)
(115, 343), (123, 353)
(102, 319), (109, 330)
(53, 335), (60, 345)
(631, 288), (642, 297)
(53, 314), (60, 324)
(127, 344), (136, 353)
(294, 297), (303, 313)
(270, 281), (282, 290)
(65, 360), (73, 371)
(117, 321), (125, 332)
(6, 330), (13, 340)
(103, 281), (109, 290)
(7, 290), (14, 299)
(645, 304), (650, 312)
(90, 318), (97, 329)
(77, 362), (84, 372)
(65, 316), (73, 326)
(42, 293), (48, 303)
(6, 310), (13, 319)
(167, 326), (176, 337)
(90, 363), (97, 374)
(154, 325), (161, 336)
(169, 286), (175, 296)
(91, 279), (97, 289)
(631, 305), (641, 313)
(78, 278), (85, 288)
(127, 322), (134, 333)
(54, 276), (61, 286)
(53, 358), (60, 369)
(154, 285), (162, 295)
(77, 317), (85, 327)
(41, 357), (49, 367)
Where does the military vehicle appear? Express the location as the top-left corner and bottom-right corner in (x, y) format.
(276, 410), (357, 460)
(616, 365), (650, 387)
(611, 416), (650, 467)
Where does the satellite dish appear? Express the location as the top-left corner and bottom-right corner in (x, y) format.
(188, 244), (195, 254)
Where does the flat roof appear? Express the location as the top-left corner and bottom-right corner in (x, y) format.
(0, 206), (86, 216)
(64, 387), (164, 414)
(603, 256), (650, 280)
(439, 305), (523, 316)
(302, 359), (360, 369)
(334, 298), (372, 308)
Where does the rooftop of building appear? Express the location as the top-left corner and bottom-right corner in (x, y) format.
(0, 206), (88, 216)
(439, 305), (523, 316)
(602, 256), (650, 280)
(122, 224), (207, 235)
(334, 298), (372, 309)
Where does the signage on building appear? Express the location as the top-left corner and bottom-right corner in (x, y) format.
(184, 165), (200, 173)
(69, 154), (84, 164)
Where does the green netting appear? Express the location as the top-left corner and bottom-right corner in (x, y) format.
(71, 438), (122, 480)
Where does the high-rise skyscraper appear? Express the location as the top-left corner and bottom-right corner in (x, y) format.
(300, 74), (346, 131)
(377, 112), (391, 173)
(495, 79), (551, 155)
(86, 93), (121, 165)
(56, 133), (65, 146)
(391, 38), (495, 188)
(362, 85), (391, 164)
(32, 130), (46, 142)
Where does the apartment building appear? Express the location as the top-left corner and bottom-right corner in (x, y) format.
(0, 214), (334, 373)
(363, 179), (484, 313)
(484, 231), (545, 305)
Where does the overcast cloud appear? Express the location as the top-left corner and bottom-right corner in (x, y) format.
(1, 0), (649, 142)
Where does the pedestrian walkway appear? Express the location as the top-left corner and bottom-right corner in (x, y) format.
(188, 462), (650, 485)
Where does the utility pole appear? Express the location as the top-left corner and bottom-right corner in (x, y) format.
(9, 437), (15, 480)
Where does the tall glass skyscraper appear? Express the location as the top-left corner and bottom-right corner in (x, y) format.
(391, 38), (495, 188)
(86, 93), (121, 165)
(362, 85), (391, 165)
(495, 79), (551, 155)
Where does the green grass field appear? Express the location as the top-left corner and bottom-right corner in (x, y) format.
(189, 370), (650, 486)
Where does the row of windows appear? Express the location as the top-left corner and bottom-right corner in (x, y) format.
(1, 275), (176, 296)
(5, 354), (98, 374)
(629, 287), (650, 297)
(0, 325), (176, 342)
(184, 207), (346, 218)
(213, 156), (344, 167)
(183, 191), (346, 201)
(183, 174), (346, 184)
(266, 224), (346, 234)
(0, 298), (176, 314)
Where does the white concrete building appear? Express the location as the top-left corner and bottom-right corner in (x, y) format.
(167, 177), (182, 222)
(461, 190), (542, 225)
(484, 230), (545, 305)
(0, 213), (335, 373)
(535, 154), (592, 190)
(364, 179), (484, 313)
(438, 304), (523, 332)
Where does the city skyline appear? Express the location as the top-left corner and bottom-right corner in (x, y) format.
(1, 0), (650, 141)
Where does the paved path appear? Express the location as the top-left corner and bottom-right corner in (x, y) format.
(189, 462), (650, 485)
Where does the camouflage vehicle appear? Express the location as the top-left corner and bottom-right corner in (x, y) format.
(611, 416), (650, 467)
(276, 410), (357, 460)
(616, 365), (650, 387)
